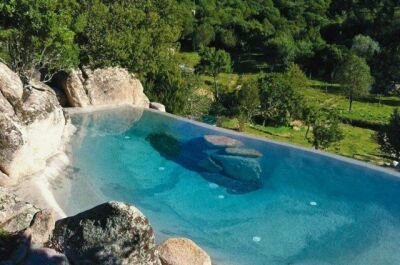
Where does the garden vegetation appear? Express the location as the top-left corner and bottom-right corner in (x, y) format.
(0, 0), (399, 165)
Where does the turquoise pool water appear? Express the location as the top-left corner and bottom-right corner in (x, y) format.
(53, 107), (400, 265)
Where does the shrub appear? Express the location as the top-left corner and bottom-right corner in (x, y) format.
(309, 108), (344, 150)
(258, 73), (303, 126)
(377, 108), (400, 160)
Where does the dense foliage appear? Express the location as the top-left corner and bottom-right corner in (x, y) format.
(258, 73), (302, 126)
(377, 109), (400, 160)
(335, 54), (373, 111)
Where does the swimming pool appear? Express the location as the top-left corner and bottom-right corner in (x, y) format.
(52, 106), (400, 265)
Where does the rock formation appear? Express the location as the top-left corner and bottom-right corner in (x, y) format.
(197, 135), (263, 184)
(0, 187), (40, 233)
(150, 102), (166, 112)
(61, 67), (150, 108)
(158, 238), (212, 265)
(50, 201), (161, 265)
(0, 63), (67, 185)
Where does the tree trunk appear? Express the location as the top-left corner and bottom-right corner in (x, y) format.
(213, 75), (218, 100)
(349, 95), (353, 112)
(305, 125), (310, 139)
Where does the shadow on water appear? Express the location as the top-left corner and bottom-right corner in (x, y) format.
(146, 132), (263, 194)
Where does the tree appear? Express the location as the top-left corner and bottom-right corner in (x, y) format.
(309, 108), (343, 150)
(351, 34), (380, 60)
(335, 54), (373, 111)
(258, 73), (303, 126)
(285, 63), (308, 89)
(145, 62), (199, 115)
(196, 47), (232, 99)
(0, 0), (81, 82)
(237, 78), (260, 123)
(193, 23), (215, 50)
(78, 0), (181, 77)
(377, 108), (400, 161)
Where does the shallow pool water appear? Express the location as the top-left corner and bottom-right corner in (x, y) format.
(53, 107), (400, 265)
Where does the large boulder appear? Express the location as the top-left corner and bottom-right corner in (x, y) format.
(61, 67), (150, 108)
(212, 154), (261, 183)
(50, 201), (161, 265)
(158, 238), (212, 265)
(0, 63), (66, 184)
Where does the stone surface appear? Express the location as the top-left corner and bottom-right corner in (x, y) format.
(212, 155), (261, 183)
(0, 63), (66, 183)
(50, 201), (161, 265)
(197, 157), (223, 173)
(223, 148), (262, 158)
(204, 135), (243, 149)
(25, 248), (70, 265)
(158, 238), (211, 265)
(150, 102), (166, 112)
(28, 210), (56, 248)
(62, 67), (150, 108)
(0, 188), (40, 233)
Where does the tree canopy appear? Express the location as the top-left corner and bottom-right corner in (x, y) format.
(335, 54), (373, 111)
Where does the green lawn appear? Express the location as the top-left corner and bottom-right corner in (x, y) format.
(301, 81), (400, 125)
(221, 118), (390, 166)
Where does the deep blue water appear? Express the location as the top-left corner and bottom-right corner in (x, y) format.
(53, 107), (400, 265)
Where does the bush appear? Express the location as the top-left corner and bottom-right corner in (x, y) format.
(258, 73), (303, 126)
(377, 108), (400, 160)
(285, 63), (308, 89)
(309, 108), (344, 150)
(145, 63), (199, 115)
(237, 78), (260, 123)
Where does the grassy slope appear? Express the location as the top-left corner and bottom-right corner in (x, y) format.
(221, 119), (388, 166)
(176, 51), (396, 166)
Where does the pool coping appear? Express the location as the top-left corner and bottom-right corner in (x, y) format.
(64, 105), (400, 179)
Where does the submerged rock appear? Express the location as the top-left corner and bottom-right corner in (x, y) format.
(158, 238), (211, 265)
(197, 157), (223, 173)
(212, 155), (261, 183)
(204, 135), (243, 149)
(50, 201), (161, 265)
(223, 148), (262, 158)
(0, 63), (66, 183)
(147, 133), (182, 160)
(61, 67), (150, 108)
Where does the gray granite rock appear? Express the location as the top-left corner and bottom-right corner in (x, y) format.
(0, 63), (66, 183)
(62, 67), (150, 108)
(158, 238), (211, 265)
(212, 155), (261, 183)
(197, 157), (223, 173)
(50, 201), (161, 265)
(0, 188), (40, 233)
(25, 248), (69, 265)
(28, 210), (56, 248)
